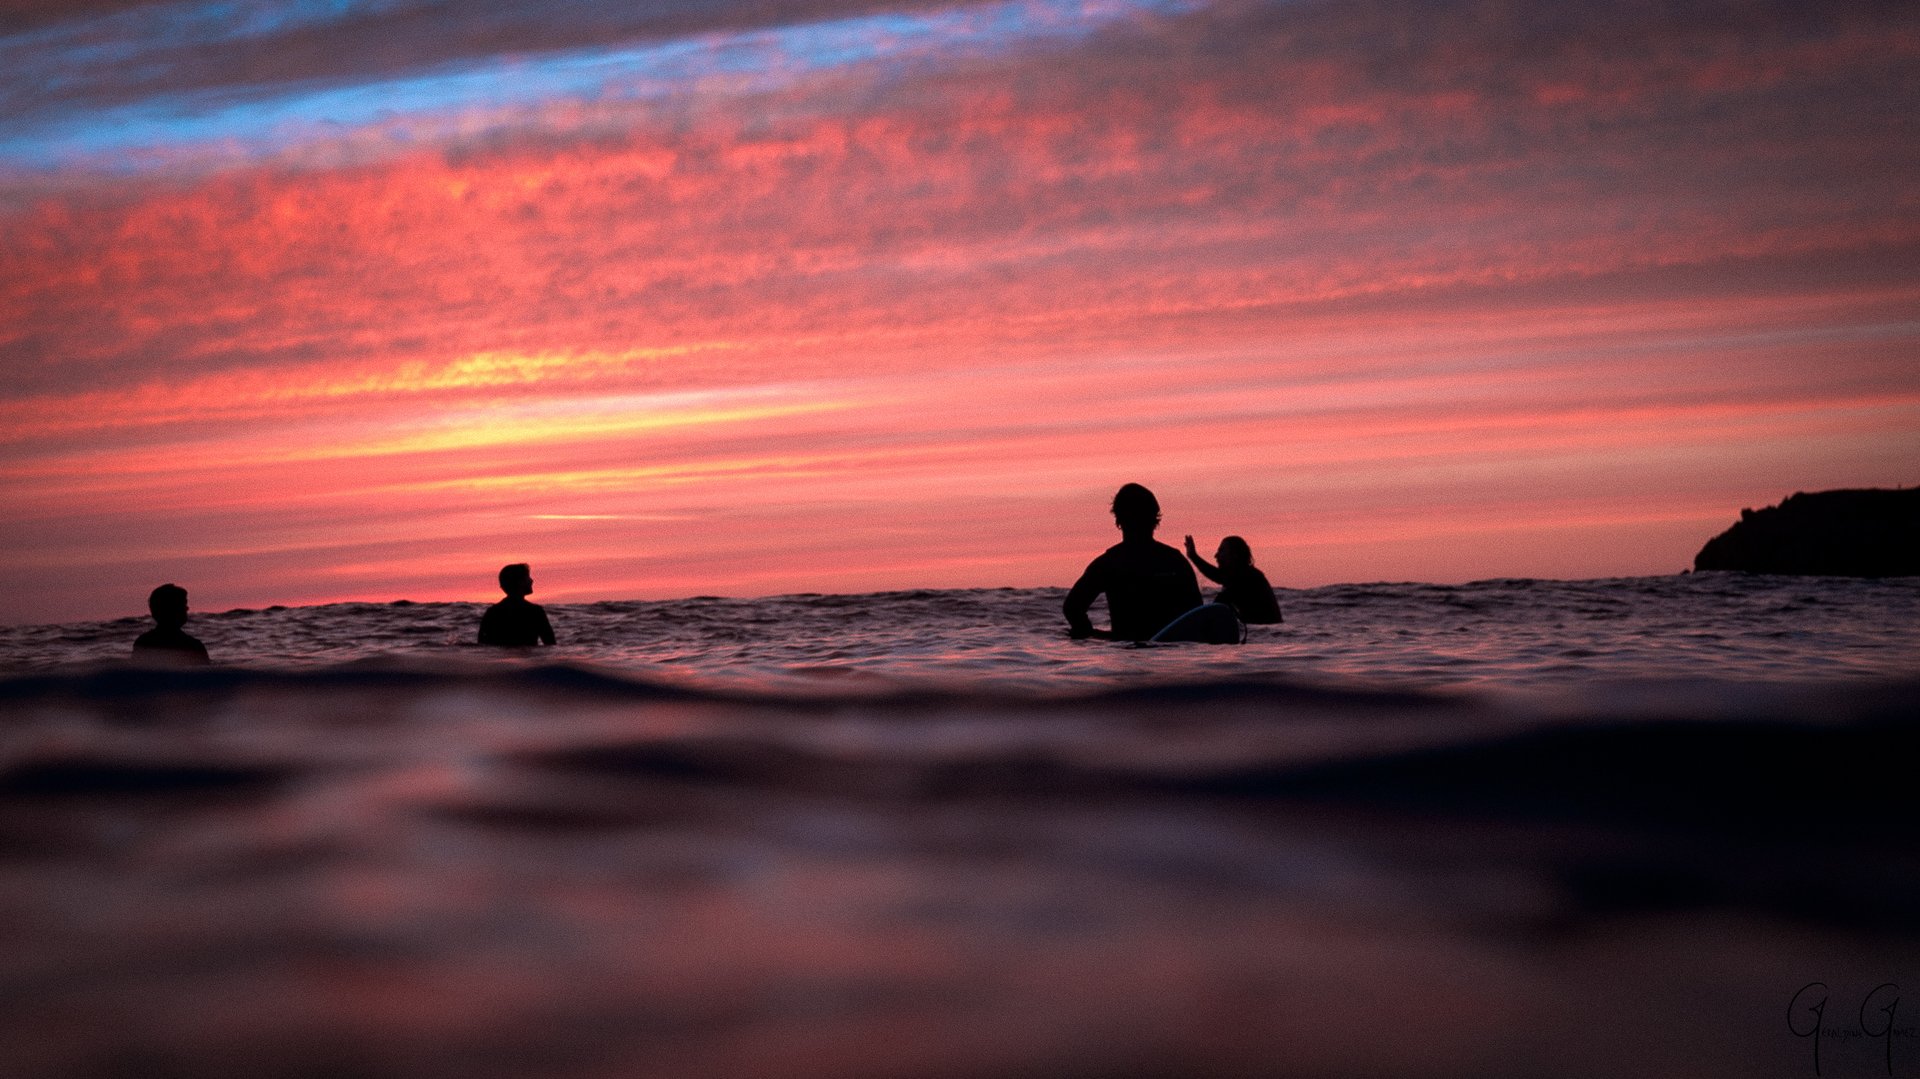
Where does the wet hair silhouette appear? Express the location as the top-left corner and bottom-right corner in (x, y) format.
(1110, 483), (1162, 534)
(479, 563), (556, 646)
(1217, 535), (1252, 567)
(132, 583), (211, 664)
(149, 583), (188, 627)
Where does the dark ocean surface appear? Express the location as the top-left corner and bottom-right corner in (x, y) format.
(1, 574), (1916, 1077)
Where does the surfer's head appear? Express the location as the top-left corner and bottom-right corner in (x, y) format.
(1110, 483), (1161, 536)
(147, 583), (189, 629)
(1217, 536), (1252, 568)
(498, 563), (533, 598)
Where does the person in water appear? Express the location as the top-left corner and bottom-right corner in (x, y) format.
(478, 563), (556, 647)
(1064, 484), (1205, 641)
(133, 583), (211, 664)
(1184, 534), (1283, 624)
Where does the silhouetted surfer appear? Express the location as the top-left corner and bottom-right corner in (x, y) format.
(1184, 534), (1282, 624)
(1064, 484), (1205, 641)
(132, 583), (211, 664)
(478, 563), (556, 647)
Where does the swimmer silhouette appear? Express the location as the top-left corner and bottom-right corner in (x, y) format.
(132, 583), (211, 664)
(1184, 534), (1283, 624)
(1064, 484), (1204, 641)
(478, 563), (556, 647)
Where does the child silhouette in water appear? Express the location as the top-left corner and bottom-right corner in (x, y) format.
(478, 563), (556, 646)
(133, 583), (211, 664)
(1183, 535), (1283, 624)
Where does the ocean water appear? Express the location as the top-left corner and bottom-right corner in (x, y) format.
(1, 574), (1916, 1078)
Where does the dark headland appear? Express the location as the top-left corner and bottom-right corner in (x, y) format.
(1693, 487), (1920, 576)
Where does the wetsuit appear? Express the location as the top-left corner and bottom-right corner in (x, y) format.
(1194, 563), (1282, 624)
(478, 596), (556, 646)
(1064, 538), (1205, 641)
(133, 626), (210, 664)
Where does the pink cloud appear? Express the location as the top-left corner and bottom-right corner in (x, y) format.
(2, 0), (1918, 623)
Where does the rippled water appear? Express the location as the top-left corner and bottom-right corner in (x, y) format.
(9, 573), (1919, 691)
(1, 575), (1916, 1077)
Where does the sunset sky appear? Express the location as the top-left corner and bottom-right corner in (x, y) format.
(2, 0), (1917, 624)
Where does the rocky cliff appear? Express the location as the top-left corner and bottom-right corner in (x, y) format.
(1693, 487), (1920, 576)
